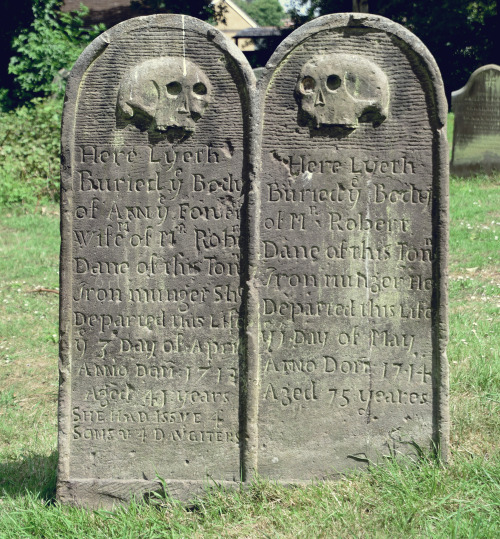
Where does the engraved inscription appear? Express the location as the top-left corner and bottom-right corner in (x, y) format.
(69, 139), (244, 479)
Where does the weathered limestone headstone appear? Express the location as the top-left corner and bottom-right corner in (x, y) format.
(58, 15), (254, 507)
(59, 12), (449, 507)
(253, 13), (449, 480)
(451, 64), (500, 175)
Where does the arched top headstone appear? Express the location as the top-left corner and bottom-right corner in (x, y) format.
(251, 13), (449, 481)
(58, 15), (255, 508)
(451, 64), (500, 175)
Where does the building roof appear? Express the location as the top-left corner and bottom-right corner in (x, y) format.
(233, 27), (282, 38)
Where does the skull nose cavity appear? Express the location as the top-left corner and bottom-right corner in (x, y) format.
(314, 89), (326, 107)
(178, 95), (190, 114)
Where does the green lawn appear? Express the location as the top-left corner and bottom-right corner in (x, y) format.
(0, 172), (499, 536)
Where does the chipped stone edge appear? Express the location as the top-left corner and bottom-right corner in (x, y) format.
(252, 12), (450, 465)
(57, 14), (256, 507)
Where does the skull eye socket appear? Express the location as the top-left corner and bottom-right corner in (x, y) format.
(166, 81), (182, 96)
(301, 76), (316, 93)
(193, 82), (207, 95)
(326, 75), (341, 91)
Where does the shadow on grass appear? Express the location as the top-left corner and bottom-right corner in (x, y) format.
(0, 451), (57, 500)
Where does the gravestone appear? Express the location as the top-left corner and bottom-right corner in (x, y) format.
(253, 13), (449, 481)
(58, 12), (449, 508)
(57, 14), (254, 507)
(451, 65), (500, 175)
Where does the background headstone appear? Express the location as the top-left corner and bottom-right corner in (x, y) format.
(253, 13), (449, 481)
(451, 64), (500, 175)
(58, 14), (254, 507)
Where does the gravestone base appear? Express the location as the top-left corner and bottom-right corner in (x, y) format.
(450, 160), (500, 177)
(57, 479), (240, 509)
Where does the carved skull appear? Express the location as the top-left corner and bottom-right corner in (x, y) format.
(296, 54), (389, 129)
(117, 57), (212, 134)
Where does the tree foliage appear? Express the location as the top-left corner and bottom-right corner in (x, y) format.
(0, 96), (62, 205)
(375, 1), (497, 97)
(289, 0), (499, 100)
(3, 0), (221, 106)
(234, 0), (285, 27)
(7, 1), (105, 103)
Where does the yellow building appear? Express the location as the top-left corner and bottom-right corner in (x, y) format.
(213, 0), (259, 51)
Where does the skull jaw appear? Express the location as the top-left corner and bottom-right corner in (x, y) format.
(120, 107), (202, 142)
(311, 114), (359, 130)
(154, 115), (200, 143)
(300, 101), (387, 132)
(154, 104), (205, 133)
(299, 103), (359, 132)
(155, 120), (196, 134)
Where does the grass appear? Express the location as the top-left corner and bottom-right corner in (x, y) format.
(447, 173), (500, 462)
(0, 206), (59, 503)
(0, 174), (499, 535)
